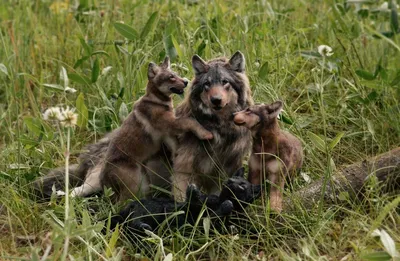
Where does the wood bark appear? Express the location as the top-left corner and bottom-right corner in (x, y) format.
(286, 147), (400, 209)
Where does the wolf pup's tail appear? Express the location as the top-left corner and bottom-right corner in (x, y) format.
(31, 164), (86, 200)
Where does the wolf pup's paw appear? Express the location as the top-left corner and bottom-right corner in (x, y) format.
(198, 130), (213, 140)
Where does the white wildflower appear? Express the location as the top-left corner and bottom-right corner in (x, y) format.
(64, 87), (77, 93)
(102, 66), (113, 75)
(380, 2), (389, 10)
(43, 107), (62, 121)
(311, 67), (321, 73)
(60, 107), (78, 127)
(300, 172), (312, 184)
(318, 45), (334, 57)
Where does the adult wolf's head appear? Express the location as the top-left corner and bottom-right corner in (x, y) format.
(188, 51), (252, 118)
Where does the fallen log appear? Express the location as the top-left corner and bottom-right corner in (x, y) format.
(286, 147), (400, 209)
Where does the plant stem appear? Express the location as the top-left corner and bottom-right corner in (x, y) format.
(62, 127), (71, 261)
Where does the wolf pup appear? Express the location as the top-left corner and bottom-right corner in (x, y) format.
(233, 101), (303, 212)
(171, 51), (254, 201)
(107, 184), (234, 237)
(40, 57), (213, 202)
(107, 167), (261, 237)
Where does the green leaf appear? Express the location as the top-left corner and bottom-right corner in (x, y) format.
(203, 217), (210, 240)
(140, 11), (159, 40)
(119, 102), (129, 121)
(43, 83), (65, 91)
(59, 66), (69, 88)
(258, 62), (269, 80)
(356, 69), (375, 80)
(300, 51), (321, 59)
(390, 1), (399, 33)
(390, 71), (400, 87)
(329, 132), (344, 150)
(24, 117), (43, 136)
(76, 93), (88, 129)
(80, 38), (92, 56)
(360, 251), (392, 261)
(73, 56), (90, 69)
(171, 34), (183, 58)
(0, 63), (8, 76)
(106, 224), (119, 258)
(116, 45), (130, 56)
(307, 131), (326, 152)
(333, 4), (349, 33)
(91, 58), (100, 83)
(68, 73), (90, 85)
(114, 22), (138, 41)
(281, 114), (293, 125)
(91, 50), (110, 57)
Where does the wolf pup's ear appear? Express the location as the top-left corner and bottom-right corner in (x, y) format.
(192, 54), (208, 75)
(229, 51), (245, 73)
(161, 56), (171, 69)
(266, 101), (283, 119)
(250, 184), (262, 202)
(148, 62), (160, 79)
(233, 167), (245, 178)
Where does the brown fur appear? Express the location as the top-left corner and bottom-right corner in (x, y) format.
(60, 57), (212, 203)
(172, 51), (254, 201)
(233, 101), (303, 212)
(100, 57), (213, 202)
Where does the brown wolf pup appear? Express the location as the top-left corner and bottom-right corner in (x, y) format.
(41, 57), (213, 202)
(171, 51), (254, 201)
(233, 101), (303, 212)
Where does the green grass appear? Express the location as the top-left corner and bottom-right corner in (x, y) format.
(1, 0), (400, 260)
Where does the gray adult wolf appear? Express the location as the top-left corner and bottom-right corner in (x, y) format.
(33, 57), (212, 202)
(171, 51), (254, 200)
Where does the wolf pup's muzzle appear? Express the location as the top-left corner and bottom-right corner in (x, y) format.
(169, 78), (189, 94)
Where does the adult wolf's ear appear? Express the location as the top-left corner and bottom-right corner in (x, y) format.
(229, 51), (245, 73)
(233, 167), (245, 178)
(266, 101), (283, 119)
(192, 54), (209, 75)
(148, 62), (160, 79)
(160, 56), (171, 69)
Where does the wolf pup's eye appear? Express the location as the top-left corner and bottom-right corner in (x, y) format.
(222, 79), (229, 85)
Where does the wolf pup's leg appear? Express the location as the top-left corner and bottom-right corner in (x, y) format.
(172, 148), (197, 201)
(104, 163), (149, 203)
(32, 164), (84, 200)
(268, 171), (285, 213)
(70, 163), (103, 197)
(175, 117), (213, 140)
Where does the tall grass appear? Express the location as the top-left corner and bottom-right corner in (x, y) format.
(1, 0), (400, 260)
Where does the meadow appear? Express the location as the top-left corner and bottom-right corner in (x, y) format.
(1, 0), (400, 260)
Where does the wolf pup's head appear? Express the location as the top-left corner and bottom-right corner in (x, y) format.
(233, 101), (283, 132)
(147, 56), (189, 96)
(219, 167), (262, 212)
(189, 51), (252, 117)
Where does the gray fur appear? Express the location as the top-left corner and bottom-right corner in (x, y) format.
(172, 51), (254, 199)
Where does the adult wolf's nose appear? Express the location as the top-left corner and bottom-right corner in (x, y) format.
(210, 96), (222, 106)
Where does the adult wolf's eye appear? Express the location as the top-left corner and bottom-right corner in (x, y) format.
(169, 75), (175, 79)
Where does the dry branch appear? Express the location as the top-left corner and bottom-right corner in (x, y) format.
(287, 147), (400, 209)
